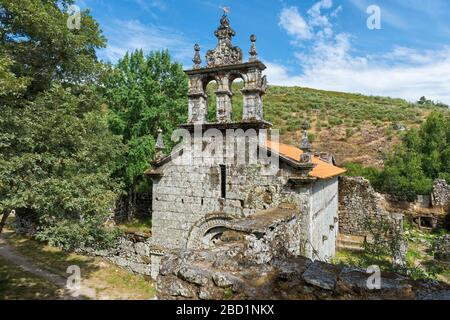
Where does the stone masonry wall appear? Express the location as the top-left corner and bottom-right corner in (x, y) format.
(152, 157), (310, 252)
(432, 179), (450, 209)
(308, 178), (339, 261)
(79, 233), (153, 277)
(338, 176), (396, 237)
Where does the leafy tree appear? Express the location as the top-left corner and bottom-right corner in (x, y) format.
(0, 54), (30, 100)
(105, 50), (188, 220)
(0, 0), (106, 97)
(0, 0), (124, 249)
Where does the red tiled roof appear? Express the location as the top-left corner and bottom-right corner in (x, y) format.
(266, 141), (346, 179)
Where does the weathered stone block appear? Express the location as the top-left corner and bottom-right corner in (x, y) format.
(302, 261), (340, 290)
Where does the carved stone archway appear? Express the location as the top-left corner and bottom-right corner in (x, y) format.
(185, 215), (236, 250)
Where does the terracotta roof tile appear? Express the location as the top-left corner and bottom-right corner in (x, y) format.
(266, 141), (346, 179)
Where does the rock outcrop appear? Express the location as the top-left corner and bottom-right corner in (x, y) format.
(156, 242), (450, 300)
(156, 199), (449, 300)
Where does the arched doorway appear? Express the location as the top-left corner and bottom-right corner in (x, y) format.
(186, 215), (235, 250)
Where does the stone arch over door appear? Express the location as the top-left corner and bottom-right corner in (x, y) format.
(186, 215), (236, 250)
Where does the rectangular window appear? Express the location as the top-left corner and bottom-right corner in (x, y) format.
(220, 165), (226, 199)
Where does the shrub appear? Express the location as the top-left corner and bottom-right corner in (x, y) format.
(343, 162), (381, 185)
(36, 217), (122, 251)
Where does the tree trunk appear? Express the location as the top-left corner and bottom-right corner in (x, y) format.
(0, 211), (11, 234)
(127, 186), (136, 222)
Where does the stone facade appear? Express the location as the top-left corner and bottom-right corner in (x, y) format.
(338, 176), (402, 237)
(150, 158), (340, 263)
(432, 179), (450, 209)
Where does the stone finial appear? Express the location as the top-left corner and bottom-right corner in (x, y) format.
(249, 34), (258, 62)
(205, 14), (243, 67)
(299, 121), (312, 163)
(192, 44), (202, 69)
(300, 131), (312, 153)
(155, 129), (165, 161)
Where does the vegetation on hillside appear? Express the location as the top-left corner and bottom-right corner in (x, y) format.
(345, 112), (450, 202)
(207, 83), (447, 134)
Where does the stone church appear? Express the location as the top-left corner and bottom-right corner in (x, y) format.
(146, 14), (345, 278)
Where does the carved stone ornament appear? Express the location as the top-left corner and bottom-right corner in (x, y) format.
(205, 14), (243, 67)
(249, 34), (258, 62)
(192, 44), (202, 69)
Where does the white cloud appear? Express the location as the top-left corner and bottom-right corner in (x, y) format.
(265, 43), (450, 104)
(272, 1), (450, 104)
(99, 19), (192, 63)
(279, 7), (313, 41)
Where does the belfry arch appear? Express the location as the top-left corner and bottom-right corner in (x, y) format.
(186, 14), (268, 125)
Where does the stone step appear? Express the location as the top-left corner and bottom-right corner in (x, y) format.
(337, 233), (365, 252)
(337, 243), (365, 252)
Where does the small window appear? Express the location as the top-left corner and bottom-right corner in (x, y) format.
(419, 217), (433, 229)
(220, 165), (226, 198)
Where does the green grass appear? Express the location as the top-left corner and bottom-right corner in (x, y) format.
(0, 255), (64, 300)
(333, 225), (450, 285)
(5, 234), (156, 300)
(117, 216), (152, 234)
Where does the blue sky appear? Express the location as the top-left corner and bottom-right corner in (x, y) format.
(78, 0), (450, 104)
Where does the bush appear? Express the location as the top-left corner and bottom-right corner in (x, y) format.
(343, 162), (381, 186)
(36, 217), (122, 251)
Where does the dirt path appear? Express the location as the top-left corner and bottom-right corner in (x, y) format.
(0, 233), (97, 300)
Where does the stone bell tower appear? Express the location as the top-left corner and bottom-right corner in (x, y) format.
(184, 13), (269, 127)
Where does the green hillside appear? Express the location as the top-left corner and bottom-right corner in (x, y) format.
(207, 83), (449, 167)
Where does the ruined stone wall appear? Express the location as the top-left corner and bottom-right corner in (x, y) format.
(338, 176), (392, 237)
(432, 179), (450, 209)
(308, 178), (339, 261)
(156, 193), (449, 300)
(156, 240), (450, 300)
(79, 233), (153, 277)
